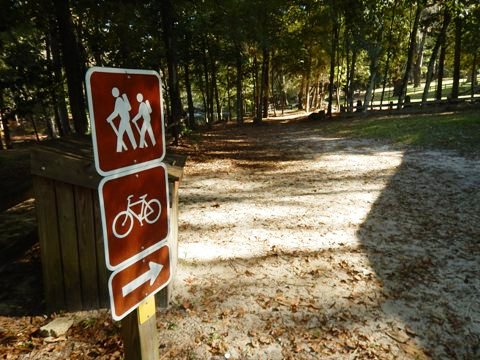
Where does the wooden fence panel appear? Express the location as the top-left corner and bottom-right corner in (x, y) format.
(32, 138), (186, 312)
(33, 176), (65, 311)
(75, 186), (100, 309)
(56, 182), (83, 310)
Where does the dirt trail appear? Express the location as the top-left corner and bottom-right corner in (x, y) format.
(1, 117), (479, 359)
(162, 119), (480, 359)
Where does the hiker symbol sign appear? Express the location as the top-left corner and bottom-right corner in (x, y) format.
(86, 67), (166, 176)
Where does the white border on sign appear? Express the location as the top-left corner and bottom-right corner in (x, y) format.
(108, 243), (172, 321)
(98, 161), (171, 271)
(85, 66), (166, 177)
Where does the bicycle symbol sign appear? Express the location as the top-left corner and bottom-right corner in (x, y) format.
(98, 163), (170, 270)
(112, 194), (162, 239)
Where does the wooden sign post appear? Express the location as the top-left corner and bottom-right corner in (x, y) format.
(121, 296), (159, 360)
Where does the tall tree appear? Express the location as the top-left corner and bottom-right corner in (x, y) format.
(451, 5), (464, 99)
(52, 0), (88, 134)
(463, 2), (480, 99)
(398, 0), (425, 108)
(47, 14), (70, 135)
(422, 7), (451, 103)
(327, 3), (340, 117)
(436, 32), (448, 100)
(380, 0), (401, 108)
(361, 0), (388, 112)
(160, 0), (183, 145)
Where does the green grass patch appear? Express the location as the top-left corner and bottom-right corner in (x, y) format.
(322, 111), (480, 155)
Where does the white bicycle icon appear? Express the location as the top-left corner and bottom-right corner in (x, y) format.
(112, 194), (162, 238)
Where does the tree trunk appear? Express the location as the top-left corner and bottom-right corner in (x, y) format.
(184, 63), (195, 129)
(212, 60), (222, 122)
(201, 44), (212, 125)
(305, 71), (311, 113)
(254, 54), (262, 124)
(451, 15), (462, 99)
(327, 17), (339, 117)
(336, 30), (345, 111)
(345, 34), (351, 109)
(298, 75), (304, 111)
(413, 29), (427, 88)
(235, 49), (243, 125)
(45, 30), (63, 137)
(0, 90), (12, 149)
(348, 48), (357, 111)
(75, 11), (88, 89)
(422, 8), (450, 103)
(473, 54), (478, 87)
(312, 78), (318, 109)
(364, 53), (379, 112)
(317, 78), (323, 110)
(208, 50), (215, 123)
(380, 0), (399, 108)
(198, 71), (207, 123)
(270, 57), (276, 117)
(262, 47), (270, 119)
(0, 119), (4, 149)
(0, 115), (12, 150)
(398, 0), (424, 108)
(27, 114), (40, 142)
(471, 52), (478, 99)
(91, 6), (104, 66)
(226, 67), (233, 121)
(48, 15), (70, 136)
(162, 68), (172, 122)
(380, 48), (392, 108)
(160, 0), (183, 144)
(436, 40), (447, 100)
(52, 0), (88, 135)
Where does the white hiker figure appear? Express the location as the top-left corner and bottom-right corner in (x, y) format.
(132, 93), (156, 148)
(106, 87), (138, 152)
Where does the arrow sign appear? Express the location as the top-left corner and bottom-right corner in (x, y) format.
(122, 262), (163, 297)
(109, 244), (171, 321)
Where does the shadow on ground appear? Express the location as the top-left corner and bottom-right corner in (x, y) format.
(0, 243), (45, 316)
(174, 117), (480, 358)
(357, 150), (480, 358)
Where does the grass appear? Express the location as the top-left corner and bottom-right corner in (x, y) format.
(364, 77), (479, 104)
(322, 111), (480, 156)
(406, 81), (475, 102)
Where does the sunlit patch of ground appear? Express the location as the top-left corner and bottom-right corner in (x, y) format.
(152, 121), (480, 359)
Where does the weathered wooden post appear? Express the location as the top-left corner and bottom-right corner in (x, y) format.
(121, 297), (159, 360)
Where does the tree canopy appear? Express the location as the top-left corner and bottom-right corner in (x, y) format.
(0, 0), (479, 144)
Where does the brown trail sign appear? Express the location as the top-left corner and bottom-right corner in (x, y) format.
(86, 66), (173, 359)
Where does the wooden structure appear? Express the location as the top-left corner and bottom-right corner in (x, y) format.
(31, 137), (185, 312)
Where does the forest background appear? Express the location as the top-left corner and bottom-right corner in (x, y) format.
(0, 0), (479, 146)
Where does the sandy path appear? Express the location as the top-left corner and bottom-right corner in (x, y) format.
(156, 119), (480, 359)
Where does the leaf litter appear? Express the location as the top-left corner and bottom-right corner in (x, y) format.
(1, 117), (479, 359)
(163, 119), (480, 359)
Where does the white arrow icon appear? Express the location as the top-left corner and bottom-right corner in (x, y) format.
(122, 261), (163, 297)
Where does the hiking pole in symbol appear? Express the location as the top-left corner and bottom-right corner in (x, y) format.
(112, 194), (162, 238)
